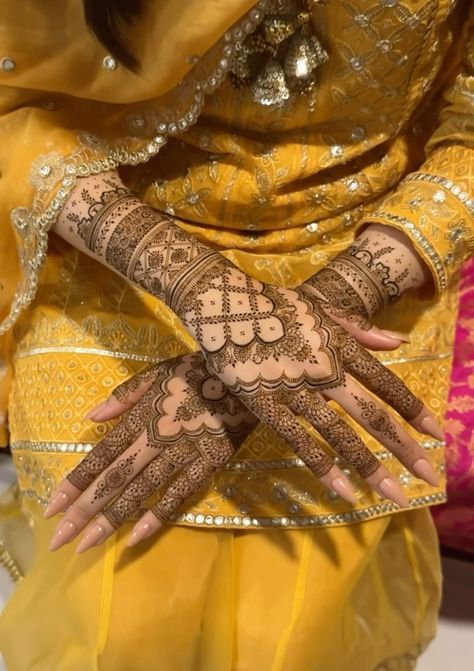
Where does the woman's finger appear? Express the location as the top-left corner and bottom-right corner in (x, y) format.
(301, 284), (407, 351)
(335, 320), (408, 352)
(126, 509), (163, 548)
(325, 376), (439, 486)
(338, 331), (444, 439)
(86, 364), (162, 422)
(257, 395), (357, 504)
(48, 435), (199, 552)
(129, 449), (235, 546)
(291, 389), (410, 507)
(75, 442), (199, 553)
(68, 384), (158, 487)
(78, 432), (236, 552)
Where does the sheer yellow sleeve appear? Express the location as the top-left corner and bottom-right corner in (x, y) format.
(0, 0), (262, 446)
(0, 0), (260, 337)
(358, 2), (474, 294)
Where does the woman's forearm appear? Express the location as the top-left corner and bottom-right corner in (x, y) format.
(54, 171), (215, 303)
(305, 223), (433, 319)
(55, 172), (434, 322)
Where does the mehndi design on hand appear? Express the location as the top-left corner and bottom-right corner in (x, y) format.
(303, 224), (430, 330)
(46, 344), (440, 553)
(48, 174), (443, 552)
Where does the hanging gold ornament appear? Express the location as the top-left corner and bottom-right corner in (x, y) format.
(284, 33), (328, 79)
(251, 60), (290, 106)
(229, 0), (328, 107)
(262, 16), (297, 45)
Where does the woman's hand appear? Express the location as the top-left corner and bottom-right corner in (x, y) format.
(170, 255), (442, 477)
(46, 324), (441, 553)
(45, 353), (255, 551)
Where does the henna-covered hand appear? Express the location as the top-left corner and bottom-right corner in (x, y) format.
(45, 353), (255, 551)
(47, 337), (442, 553)
(51, 174), (444, 550)
(302, 223), (432, 347)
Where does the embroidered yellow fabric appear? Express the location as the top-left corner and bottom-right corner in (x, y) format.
(0, 2), (466, 669)
(0, 0), (472, 528)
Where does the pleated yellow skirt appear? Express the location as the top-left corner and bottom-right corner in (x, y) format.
(0, 497), (440, 671)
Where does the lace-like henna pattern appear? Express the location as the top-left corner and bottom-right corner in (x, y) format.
(304, 227), (425, 323)
(291, 389), (380, 478)
(167, 256), (343, 393)
(112, 366), (161, 404)
(352, 394), (402, 446)
(103, 435), (234, 527)
(303, 267), (372, 330)
(67, 385), (157, 490)
(66, 173), (130, 251)
(339, 333), (423, 421)
(92, 451), (139, 502)
(345, 235), (409, 303)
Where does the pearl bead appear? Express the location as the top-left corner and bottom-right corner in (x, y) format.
(0, 57), (15, 72)
(102, 55), (117, 71)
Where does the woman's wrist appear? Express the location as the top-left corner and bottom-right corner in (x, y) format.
(305, 223), (433, 318)
(55, 173), (221, 303)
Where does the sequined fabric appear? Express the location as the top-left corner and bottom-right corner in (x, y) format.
(2, 0), (473, 527)
(432, 257), (474, 553)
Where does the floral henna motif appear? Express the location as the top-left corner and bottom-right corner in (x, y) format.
(303, 226), (424, 324)
(66, 395), (153, 491)
(338, 333), (423, 421)
(92, 452), (139, 502)
(290, 389), (380, 479)
(112, 365), (163, 404)
(352, 394), (402, 446)
(303, 267), (372, 330)
(103, 435), (234, 527)
(344, 235), (408, 304)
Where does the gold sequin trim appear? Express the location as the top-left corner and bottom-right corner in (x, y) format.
(0, 540), (22, 583)
(0, 1), (273, 336)
(10, 439), (443, 462)
(15, 346), (163, 363)
(370, 211), (447, 290)
(176, 492), (447, 528)
(18, 487), (447, 529)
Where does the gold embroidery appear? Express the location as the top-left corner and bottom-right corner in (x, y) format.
(0, 541), (23, 583)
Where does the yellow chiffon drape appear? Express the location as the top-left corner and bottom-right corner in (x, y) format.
(1, 0), (474, 669)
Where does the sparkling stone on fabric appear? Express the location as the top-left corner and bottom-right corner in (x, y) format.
(102, 55), (117, 71)
(0, 57), (15, 72)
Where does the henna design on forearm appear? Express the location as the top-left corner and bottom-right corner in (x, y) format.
(303, 267), (372, 330)
(304, 227), (426, 324)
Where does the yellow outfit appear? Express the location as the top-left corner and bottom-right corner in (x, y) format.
(0, 0), (473, 669)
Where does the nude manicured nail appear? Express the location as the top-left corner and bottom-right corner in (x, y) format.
(76, 524), (106, 554)
(420, 416), (444, 442)
(85, 400), (108, 421)
(380, 329), (410, 343)
(412, 458), (439, 487)
(44, 491), (70, 519)
(331, 477), (357, 505)
(127, 522), (153, 547)
(377, 478), (410, 508)
(48, 521), (77, 552)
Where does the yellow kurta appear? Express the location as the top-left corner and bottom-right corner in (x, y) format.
(0, 0), (473, 669)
